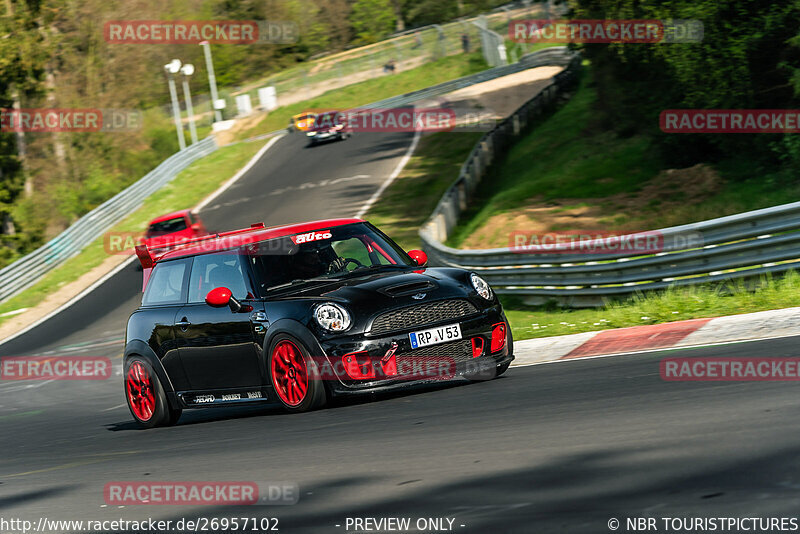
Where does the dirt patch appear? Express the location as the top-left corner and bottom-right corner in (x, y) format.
(215, 113), (270, 146)
(461, 163), (724, 249)
(440, 66), (563, 119)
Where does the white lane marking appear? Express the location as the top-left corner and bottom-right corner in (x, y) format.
(0, 379), (56, 393)
(56, 339), (124, 353)
(0, 255), (136, 350)
(102, 403), (127, 412)
(194, 134), (284, 212)
(268, 174), (370, 198)
(0, 308), (28, 317)
(355, 129), (421, 219)
(510, 331), (800, 369)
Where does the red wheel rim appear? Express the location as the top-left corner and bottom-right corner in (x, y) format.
(271, 340), (309, 407)
(126, 361), (156, 421)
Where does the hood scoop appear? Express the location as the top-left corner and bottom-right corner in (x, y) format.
(378, 280), (438, 298)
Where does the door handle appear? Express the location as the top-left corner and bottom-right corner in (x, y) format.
(176, 317), (191, 330)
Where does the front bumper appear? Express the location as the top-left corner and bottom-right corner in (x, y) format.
(316, 304), (513, 395)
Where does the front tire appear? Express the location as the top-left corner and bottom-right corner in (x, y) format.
(268, 335), (327, 413)
(125, 358), (181, 428)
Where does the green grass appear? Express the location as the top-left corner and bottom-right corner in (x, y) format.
(365, 131), (483, 251)
(446, 72), (663, 247)
(447, 70), (800, 248)
(503, 271), (800, 340)
(0, 141), (265, 328)
(236, 52), (489, 142)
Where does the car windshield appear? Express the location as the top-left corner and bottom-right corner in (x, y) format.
(247, 222), (414, 295)
(148, 216), (186, 235)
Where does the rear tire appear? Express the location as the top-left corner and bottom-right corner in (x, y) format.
(125, 358), (181, 428)
(268, 335), (327, 413)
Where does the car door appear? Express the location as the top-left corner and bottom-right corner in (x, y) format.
(174, 252), (263, 391)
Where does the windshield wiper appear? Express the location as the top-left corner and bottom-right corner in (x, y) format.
(265, 276), (340, 292)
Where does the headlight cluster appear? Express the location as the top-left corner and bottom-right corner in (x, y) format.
(314, 303), (351, 332)
(470, 273), (494, 301)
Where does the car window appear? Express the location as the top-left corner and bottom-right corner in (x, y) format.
(187, 253), (248, 303)
(332, 237), (388, 266)
(142, 259), (190, 306)
(148, 217), (187, 234)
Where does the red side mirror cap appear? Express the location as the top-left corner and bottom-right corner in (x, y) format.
(408, 249), (428, 267)
(206, 287), (232, 308)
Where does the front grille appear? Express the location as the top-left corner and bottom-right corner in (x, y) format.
(399, 339), (474, 365)
(369, 299), (478, 336)
(394, 339), (475, 379)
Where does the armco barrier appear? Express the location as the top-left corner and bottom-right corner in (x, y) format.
(0, 137), (217, 303)
(418, 50), (800, 307)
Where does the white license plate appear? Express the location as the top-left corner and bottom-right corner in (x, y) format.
(409, 323), (462, 349)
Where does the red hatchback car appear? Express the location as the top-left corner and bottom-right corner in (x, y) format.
(144, 210), (208, 250)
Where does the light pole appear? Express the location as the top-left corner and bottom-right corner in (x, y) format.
(200, 41), (223, 123)
(180, 63), (198, 145)
(164, 59), (186, 151)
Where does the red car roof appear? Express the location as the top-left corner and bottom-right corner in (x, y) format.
(148, 209), (192, 225)
(153, 218), (364, 263)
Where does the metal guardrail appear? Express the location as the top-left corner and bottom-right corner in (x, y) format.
(0, 137), (218, 303)
(419, 48), (800, 306)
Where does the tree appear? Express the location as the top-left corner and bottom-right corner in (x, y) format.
(349, 0), (396, 45)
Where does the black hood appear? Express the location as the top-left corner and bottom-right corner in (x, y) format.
(265, 267), (488, 335)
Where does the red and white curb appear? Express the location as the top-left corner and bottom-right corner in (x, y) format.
(511, 306), (800, 366)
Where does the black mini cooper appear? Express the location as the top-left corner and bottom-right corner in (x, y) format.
(125, 219), (513, 427)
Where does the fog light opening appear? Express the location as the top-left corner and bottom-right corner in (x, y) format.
(490, 323), (507, 353)
(471, 337), (485, 358)
(342, 351), (376, 380)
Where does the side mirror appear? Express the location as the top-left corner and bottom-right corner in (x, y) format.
(408, 249), (428, 267)
(205, 287), (243, 313)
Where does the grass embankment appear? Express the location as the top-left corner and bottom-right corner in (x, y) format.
(365, 70), (800, 341)
(447, 73), (800, 249)
(235, 52), (488, 142)
(0, 141), (264, 328)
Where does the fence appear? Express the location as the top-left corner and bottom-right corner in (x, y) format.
(0, 137), (218, 303)
(162, 2), (548, 123)
(418, 47), (800, 307)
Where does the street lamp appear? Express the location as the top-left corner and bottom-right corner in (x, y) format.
(164, 59), (186, 150)
(200, 41), (223, 123)
(180, 63), (198, 145)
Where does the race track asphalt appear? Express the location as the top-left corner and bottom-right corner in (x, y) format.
(2, 130), (800, 533)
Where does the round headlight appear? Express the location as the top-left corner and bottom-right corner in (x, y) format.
(470, 273), (493, 301)
(314, 303), (351, 332)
